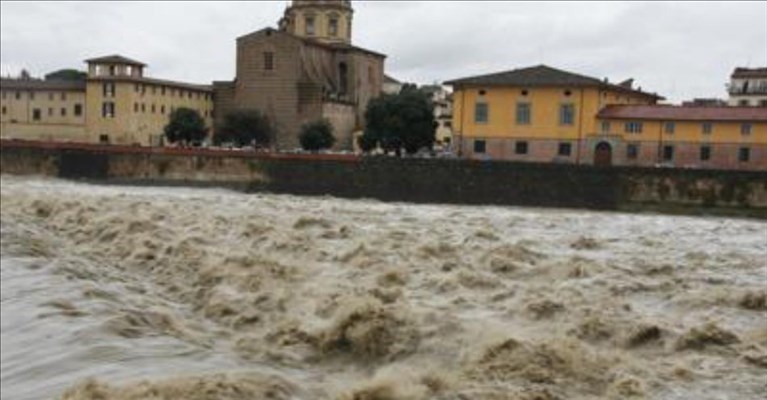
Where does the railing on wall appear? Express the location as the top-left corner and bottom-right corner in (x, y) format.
(0, 139), (361, 163)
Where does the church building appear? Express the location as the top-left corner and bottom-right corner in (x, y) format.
(213, 0), (386, 150)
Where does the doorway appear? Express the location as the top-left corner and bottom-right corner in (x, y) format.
(594, 142), (612, 167)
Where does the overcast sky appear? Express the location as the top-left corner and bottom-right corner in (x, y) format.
(1, 1), (765, 103)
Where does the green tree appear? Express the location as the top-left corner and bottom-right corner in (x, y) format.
(359, 87), (437, 156)
(215, 109), (273, 148)
(164, 107), (208, 146)
(299, 119), (336, 152)
(45, 69), (87, 81)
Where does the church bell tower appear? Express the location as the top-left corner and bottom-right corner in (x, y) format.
(279, 0), (354, 45)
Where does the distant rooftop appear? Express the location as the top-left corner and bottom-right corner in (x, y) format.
(598, 105), (767, 122)
(85, 55), (147, 67)
(384, 74), (401, 84)
(444, 65), (663, 100)
(0, 78), (85, 91)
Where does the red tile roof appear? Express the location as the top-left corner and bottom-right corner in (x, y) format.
(598, 105), (767, 122)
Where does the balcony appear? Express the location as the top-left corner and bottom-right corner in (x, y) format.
(727, 83), (767, 95)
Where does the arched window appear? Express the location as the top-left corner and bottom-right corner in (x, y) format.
(305, 15), (316, 36)
(328, 13), (339, 37)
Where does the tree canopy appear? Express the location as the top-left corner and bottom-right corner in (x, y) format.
(45, 69), (87, 81)
(164, 107), (208, 146)
(358, 86), (437, 156)
(299, 119), (336, 152)
(215, 109), (274, 148)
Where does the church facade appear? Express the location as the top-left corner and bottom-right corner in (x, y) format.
(213, 0), (386, 150)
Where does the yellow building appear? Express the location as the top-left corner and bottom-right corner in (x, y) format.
(596, 105), (767, 169)
(0, 79), (88, 142)
(446, 65), (767, 170)
(0, 55), (213, 146)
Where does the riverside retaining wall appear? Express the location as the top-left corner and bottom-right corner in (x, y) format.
(2, 140), (766, 218)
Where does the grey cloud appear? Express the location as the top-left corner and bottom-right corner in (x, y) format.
(2, 1), (765, 103)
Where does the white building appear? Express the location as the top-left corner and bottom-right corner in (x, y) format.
(727, 67), (767, 107)
(421, 84), (453, 149)
(383, 74), (403, 95)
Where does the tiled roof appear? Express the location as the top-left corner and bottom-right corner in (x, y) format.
(0, 78), (86, 91)
(732, 67), (767, 78)
(384, 74), (401, 84)
(238, 28), (387, 59)
(444, 65), (663, 99)
(85, 55), (147, 67)
(89, 75), (212, 92)
(598, 105), (767, 122)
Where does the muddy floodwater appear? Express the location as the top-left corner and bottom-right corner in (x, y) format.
(1, 175), (765, 400)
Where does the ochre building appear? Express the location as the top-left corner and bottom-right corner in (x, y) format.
(0, 55), (213, 146)
(213, 0), (385, 150)
(447, 65), (767, 170)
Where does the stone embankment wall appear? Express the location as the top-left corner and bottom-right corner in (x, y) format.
(2, 140), (765, 218)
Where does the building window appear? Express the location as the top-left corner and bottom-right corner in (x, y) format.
(99, 134), (109, 144)
(101, 102), (115, 118)
(339, 62), (349, 94)
(151, 86), (156, 95)
(474, 102), (489, 124)
(134, 103), (139, 113)
(601, 121), (610, 133)
(625, 122), (643, 134)
(15, 92), (20, 100)
(664, 122), (675, 134)
(702, 122), (713, 135)
(29, 92), (35, 100)
(515, 141), (529, 155)
(739, 100), (750, 106)
(559, 104), (575, 125)
(474, 140), (486, 154)
(626, 143), (639, 160)
(663, 145), (674, 161)
(305, 16), (315, 35)
(700, 146), (711, 161)
(61, 93), (66, 101)
(103, 82), (115, 97)
(161, 105), (166, 114)
(329, 18), (339, 36)
(741, 123), (752, 136)
(126, 66), (133, 76)
(151, 104), (156, 113)
(761, 100), (767, 107)
(48, 108), (53, 116)
(739, 147), (751, 162)
(48, 92), (53, 101)
(161, 86), (166, 96)
(60, 107), (67, 117)
(109, 65), (116, 76)
(188, 91), (192, 99)
(558, 142), (572, 156)
(135, 83), (140, 93)
(1, 106), (6, 115)
(179, 90), (184, 98)
(33, 108), (41, 121)
(74, 104), (83, 117)
(444, 121), (452, 128)
(516, 103), (531, 125)
(141, 103), (146, 113)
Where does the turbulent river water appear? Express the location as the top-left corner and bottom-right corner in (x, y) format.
(1, 175), (765, 400)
